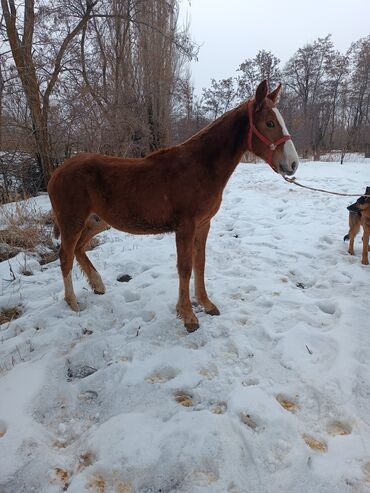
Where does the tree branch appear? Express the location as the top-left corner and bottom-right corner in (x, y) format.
(42, 0), (98, 119)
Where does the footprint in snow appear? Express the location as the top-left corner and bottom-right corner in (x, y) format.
(326, 420), (352, 436)
(117, 273), (132, 283)
(174, 391), (194, 407)
(173, 390), (227, 415)
(52, 468), (70, 491)
(242, 377), (259, 386)
(146, 367), (179, 384)
(76, 451), (96, 472)
(123, 290), (140, 302)
(276, 394), (299, 413)
(354, 349), (370, 365)
(240, 412), (261, 431)
(320, 235), (334, 245)
(317, 301), (337, 315)
(141, 310), (155, 322)
(211, 402), (227, 414)
(86, 475), (132, 493)
(66, 363), (97, 381)
(302, 434), (327, 453)
(198, 364), (219, 380)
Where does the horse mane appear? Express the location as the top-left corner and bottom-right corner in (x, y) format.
(145, 99), (250, 161)
(182, 100), (250, 146)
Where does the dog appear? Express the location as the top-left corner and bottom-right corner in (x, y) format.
(344, 187), (370, 265)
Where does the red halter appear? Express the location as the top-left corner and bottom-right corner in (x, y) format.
(247, 100), (292, 173)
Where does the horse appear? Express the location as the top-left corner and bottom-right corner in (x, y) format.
(48, 80), (299, 332)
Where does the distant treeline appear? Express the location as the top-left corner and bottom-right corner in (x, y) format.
(197, 35), (369, 162)
(0, 0), (369, 196)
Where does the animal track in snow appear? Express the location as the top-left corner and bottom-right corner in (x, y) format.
(146, 367), (179, 384)
(242, 377), (259, 386)
(211, 402), (227, 414)
(123, 290), (140, 302)
(320, 235), (334, 245)
(76, 451), (96, 472)
(174, 391), (193, 407)
(276, 394), (299, 413)
(141, 310), (155, 322)
(52, 468), (70, 490)
(326, 420), (352, 436)
(240, 412), (261, 431)
(86, 474), (133, 493)
(302, 434), (327, 453)
(316, 301), (337, 315)
(198, 364), (219, 380)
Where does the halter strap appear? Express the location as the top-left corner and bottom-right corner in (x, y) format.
(247, 100), (291, 173)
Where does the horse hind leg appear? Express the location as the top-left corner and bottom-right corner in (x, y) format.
(59, 230), (83, 312)
(75, 215), (108, 294)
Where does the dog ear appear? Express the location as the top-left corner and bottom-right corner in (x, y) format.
(365, 186), (370, 195)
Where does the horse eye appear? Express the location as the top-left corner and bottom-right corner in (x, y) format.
(266, 121), (275, 128)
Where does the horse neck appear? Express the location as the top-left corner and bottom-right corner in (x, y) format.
(186, 102), (250, 185)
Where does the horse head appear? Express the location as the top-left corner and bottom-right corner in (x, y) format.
(248, 80), (299, 176)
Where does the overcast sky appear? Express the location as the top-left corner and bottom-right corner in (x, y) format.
(180, 0), (370, 93)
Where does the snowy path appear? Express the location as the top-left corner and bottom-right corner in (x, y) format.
(1, 161), (370, 492)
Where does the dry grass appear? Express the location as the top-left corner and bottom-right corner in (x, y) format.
(0, 199), (103, 265)
(0, 305), (23, 325)
(0, 200), (54, 251)
(0, 200), (58, 263)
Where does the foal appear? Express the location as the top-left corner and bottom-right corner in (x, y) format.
(48, 80), (299, 332)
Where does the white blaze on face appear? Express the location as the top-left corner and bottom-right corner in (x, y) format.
(272, 108), (299, 173)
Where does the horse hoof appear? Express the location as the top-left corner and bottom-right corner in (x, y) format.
(206, 306), (220, 316)
(93, 287), (105, 295)
(185, 321), (200, 333)
(66, 298), (80, 312)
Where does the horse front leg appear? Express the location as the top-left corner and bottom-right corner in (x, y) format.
(176, 221), (199, 332)
(193, 221), (220, 316)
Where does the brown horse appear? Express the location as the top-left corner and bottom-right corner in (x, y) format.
(48, 80), (299, 332)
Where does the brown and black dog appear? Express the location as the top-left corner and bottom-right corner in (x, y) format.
(344, 187), (370, 265)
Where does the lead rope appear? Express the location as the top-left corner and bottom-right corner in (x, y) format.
(283, 175), (370, 198)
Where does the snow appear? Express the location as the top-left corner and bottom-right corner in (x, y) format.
(1, 160), (370, 492)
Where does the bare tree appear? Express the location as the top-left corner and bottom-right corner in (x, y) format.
(201, 77), (236, 119)
(78, 0), (196, 156)
(237, 50), (281, 101)
(1, 0), (97, 186)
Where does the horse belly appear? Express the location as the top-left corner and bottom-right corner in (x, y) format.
(103, 215), (178, 235)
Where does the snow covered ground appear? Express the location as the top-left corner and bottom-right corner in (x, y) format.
(1, 160), (370, 493)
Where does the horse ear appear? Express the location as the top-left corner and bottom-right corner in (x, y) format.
(267, 84), (282, 105)
(255, 80), (268, 110)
